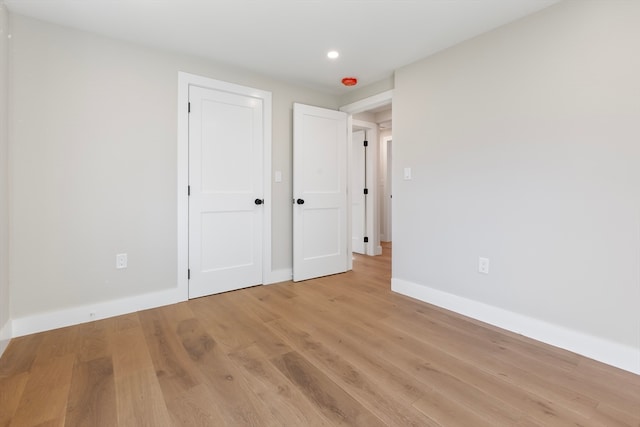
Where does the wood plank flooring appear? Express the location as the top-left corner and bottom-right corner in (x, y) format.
(1, 243), (639, 426)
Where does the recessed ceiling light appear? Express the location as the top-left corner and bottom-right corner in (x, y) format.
(327, 50), (339, 59)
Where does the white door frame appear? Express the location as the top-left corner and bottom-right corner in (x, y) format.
(340, 90), (393, 257)
(381, 135), (393, 242)
(177, 72), (272, 299)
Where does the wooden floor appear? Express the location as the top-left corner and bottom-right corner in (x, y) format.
(1, 243), (639, 426)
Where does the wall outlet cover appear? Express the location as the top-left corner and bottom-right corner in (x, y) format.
(116, 253), (128, 269)
(478, 257), (490, 274)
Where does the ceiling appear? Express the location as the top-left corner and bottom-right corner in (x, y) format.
(4, 0), (560, 94)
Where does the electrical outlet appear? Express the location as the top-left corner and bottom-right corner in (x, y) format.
(478, 257), (489, 274)
(116, 253), (128, 269)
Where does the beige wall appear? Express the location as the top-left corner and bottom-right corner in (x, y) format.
(9, 14), (339, 319)
(393, 0), (640, 352)
(0, 4), (10, 349)
(339, 76), (394, 107)
(7, 2), (639, 372)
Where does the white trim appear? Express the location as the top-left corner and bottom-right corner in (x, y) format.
(11, 287), (183, 338)
(340, 90), (393, 115)
(265, 268), (293, 285)
(178, 72), (273, 295)
(346, 115), (353, 271)
(262, 92), (273, 285)
(391, 277), (640, 375)
(380, 135), (393, 243)
(177, 72), (190, 300)
(0, 319), (11, 358)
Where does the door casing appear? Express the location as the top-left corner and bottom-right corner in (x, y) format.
(380, 135), (393, 242)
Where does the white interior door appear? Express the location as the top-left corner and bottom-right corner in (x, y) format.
(293, 103), (348, 282)
(352, 120), (379, 256)
(352, 130), (366, 254)
(188, 85), (264, 298)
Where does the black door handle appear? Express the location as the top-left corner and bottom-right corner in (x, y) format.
(254, 199), (264, 205)
(296, 198), (305, 205)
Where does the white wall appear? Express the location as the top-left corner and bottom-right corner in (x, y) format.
(0, 4), (10, 354)
(9, 14), (339, 324)
(340, 77), (394, 107)
(393, 0), (640, 373)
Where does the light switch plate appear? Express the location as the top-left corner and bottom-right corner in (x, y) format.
(404, 167), (412, 180)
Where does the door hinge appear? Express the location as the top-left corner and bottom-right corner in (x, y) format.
(188, 102), (191, 113)
(188, 269), (191, 280)
(364, 237), (369, 243)
(363, 188), (368, 195)
(363, 140), (368, 147)
(188, 185), (191, 196)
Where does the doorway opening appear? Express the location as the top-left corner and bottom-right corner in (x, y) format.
(340, 91), (393, 267)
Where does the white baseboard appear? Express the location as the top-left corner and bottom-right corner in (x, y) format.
(9, 269), (295, 339)
(12, 287), (186, 338)
(0, 319), (11, 358)
(265, 268), (293, 285)
(392, 277), (640, 375)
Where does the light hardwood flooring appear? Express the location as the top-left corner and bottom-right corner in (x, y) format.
(1, 243), (639, 426)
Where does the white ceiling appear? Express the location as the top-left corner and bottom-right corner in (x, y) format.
(4, 0), (560, 94)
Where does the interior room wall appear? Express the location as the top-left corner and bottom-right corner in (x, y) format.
(393, 0), (640, 372)
(8, 14), (339, 323)
(353, 112), (376, 123)
(340, 76), (394, 107)
(375, 110), (392, 127)
(0, 4), (10, 353)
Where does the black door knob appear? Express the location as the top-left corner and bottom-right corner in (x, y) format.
(296, 198), (305, 205)
(254, 199), (264, 205)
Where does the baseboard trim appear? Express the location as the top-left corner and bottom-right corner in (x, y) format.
(265, 268), (293, 285)
(0, 319), (11, 359)
(12, 287), (185, 338)
(391, 277), (640, 375)
(10, 268), (296, 338)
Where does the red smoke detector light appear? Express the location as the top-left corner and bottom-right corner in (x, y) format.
(341, 77), (358, 87)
